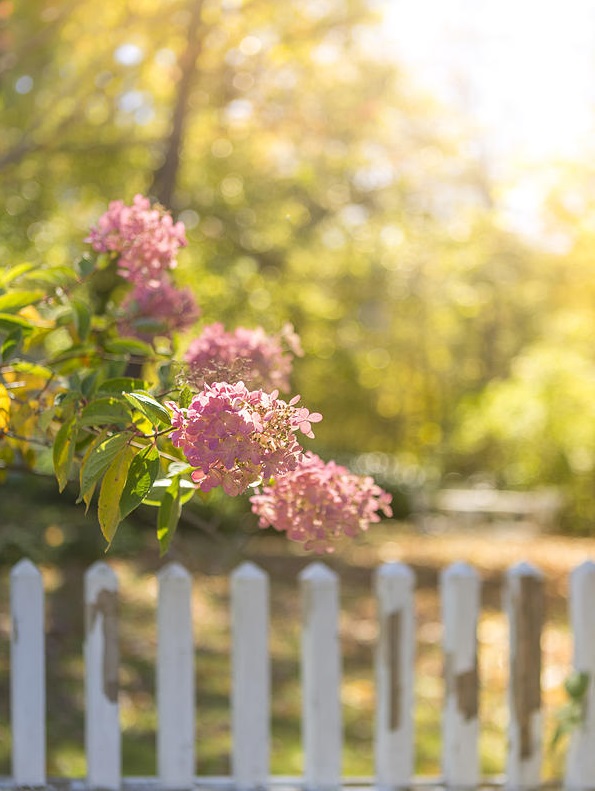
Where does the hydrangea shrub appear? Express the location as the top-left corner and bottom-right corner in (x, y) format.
(0, 196), (392, 553)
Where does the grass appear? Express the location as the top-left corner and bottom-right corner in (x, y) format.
(0, 481), (592, 780)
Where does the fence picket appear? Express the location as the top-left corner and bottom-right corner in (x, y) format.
(158, 562), (195, 789)
(300, 562), (342, 790)
(10, 559), (45, 786)
(565, 560), (595, 790)
(84, 561), (120, 790)
(374, 562), (415, 790)
(441, 561), (480, 788)
(504, 561), (544, 790)
(231, 562), (270, 790)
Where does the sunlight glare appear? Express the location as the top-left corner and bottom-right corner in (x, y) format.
(380, 0), (595, 163)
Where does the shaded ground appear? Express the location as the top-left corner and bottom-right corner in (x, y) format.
(0, 490), (592, 779)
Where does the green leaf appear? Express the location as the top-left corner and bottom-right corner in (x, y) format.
(54, 390), (81, 409)
(38, 406), (58, 433)
(0, 263), (36, 288)
(104, 337), (154, 357)
(79, 431), (131, 504)
(157, 476), (182, 555)
(0, 290), (44, 313)
(123, 390), (171, 428)
(0, 313), (33, 332)
(74, 254), (95, 278)
(1, 329), (22, 362)
(97, 445), (136, 544)
(119, 445), (160, 519)
(72, 298), (92, 341)
(53, 415), (78, 492)
(143, 477), (196, 507)
(80, 371), (98, 399)
(52, 305), (76, 327)
(20, 266), (78, 288)
(79, 396), (133, 428)
(565, 671), (590, 701)
(179, 385), (194, 409)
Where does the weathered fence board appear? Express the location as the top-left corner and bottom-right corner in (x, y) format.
(505, 562), (544, 790)
(84, 561), (121, 790)
(441, 561), (480, 788)
(374, 561), (415, 789)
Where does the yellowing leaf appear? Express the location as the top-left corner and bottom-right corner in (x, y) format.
(17, 304), (53, 328)
(0, 383), (10, 431)
(97, 444), (135, 545)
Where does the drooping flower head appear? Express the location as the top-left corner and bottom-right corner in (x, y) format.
(167, 382), (322, 496)
(118, 277), (200, 340)
(250, 452), (393, 553)
(184, 322), (303, 393)
(86, 194), (187, 287)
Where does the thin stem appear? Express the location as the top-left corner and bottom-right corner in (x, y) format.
(0, 429), (52, 447)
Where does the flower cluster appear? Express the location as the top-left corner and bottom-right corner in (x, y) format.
(86, 194), (187, 287)
(167, 382), (322, 496)
(118, 277), (200, 340)
(249, 452), (393, 553)
(184, 322), (303, 393)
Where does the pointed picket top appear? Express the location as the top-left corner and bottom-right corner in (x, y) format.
(572, 559), (595, 581)
(86, 560), (118, 586)
(375, 561), (415, 580)
(158, 561), (191, 581)
(442, 560), (478, 580)
(232, 560), (267, 581)
(374, 562), (414, 598)
(11, 557), (42, 579)
(299, 561), (337, 583)
(507, 560), (544, 579)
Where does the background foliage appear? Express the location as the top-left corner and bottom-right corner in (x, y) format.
(2, 0), (595, 530)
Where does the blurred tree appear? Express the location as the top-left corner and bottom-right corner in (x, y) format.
(450, 163), (595, 530)
(4, 0), (595, 529)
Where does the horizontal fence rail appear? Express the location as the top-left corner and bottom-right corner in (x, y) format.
(4, 558), (595, 790)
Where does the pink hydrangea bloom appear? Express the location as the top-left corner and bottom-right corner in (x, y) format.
(118, 277), (200, 340)
(167, 382), (322, 496)
(86, 194), (187, 287)
(184, 322), (303, 393)
(249, 452), (393, 553)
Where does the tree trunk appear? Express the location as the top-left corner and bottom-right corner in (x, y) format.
(150, 0), (204, 208)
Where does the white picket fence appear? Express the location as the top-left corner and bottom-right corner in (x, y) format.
(4, 558), (595, 790)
